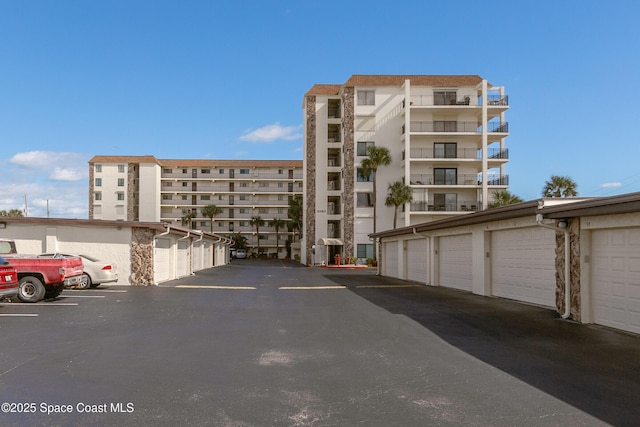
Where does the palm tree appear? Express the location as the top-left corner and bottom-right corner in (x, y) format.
(0, 209), (24, 217)
(384, 181), (413, 229)
(249, 216), (265, 257)
(488, 190), (523, 208)
(230, 232), (248, 250)
(359, 145), (392, 259)
(287, 195), (303, 242)
(181, 209), (196, 228)
(201, 204), (221, 232)
(542, 175), (578, 197)
(269, 218), (287, 258)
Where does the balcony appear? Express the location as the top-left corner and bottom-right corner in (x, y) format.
(409, 174), (509, 186)
(409, 148), (509, 161)
(485, 95), (509, 106)
(406, 121), (509, 134)
(410, 201), (479, 213)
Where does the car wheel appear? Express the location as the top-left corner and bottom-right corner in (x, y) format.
(17, 276), (46, 303)
(44, 284), (64, 299)
(78, 273), (91, 289)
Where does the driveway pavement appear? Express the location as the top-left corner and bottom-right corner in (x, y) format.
(0, 259), (638, 426)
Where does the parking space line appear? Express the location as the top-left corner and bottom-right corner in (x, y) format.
(355, 285), (422, 289)
(176, 285), (257, 290)
(0, 313), (38, 317)
(66, 289), (128, 293)
(279, 286), (347, 290)
(59, 295), (106, 298)
(0, 303), (79, 306)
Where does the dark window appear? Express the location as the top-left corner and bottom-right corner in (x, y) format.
(434, 143), (457, 158)
(434, 91), (457, 105)
(434, 168), (457, 185)
(356, 193), (373, 207)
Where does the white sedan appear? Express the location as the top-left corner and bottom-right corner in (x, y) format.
(39, 254), (118, 289)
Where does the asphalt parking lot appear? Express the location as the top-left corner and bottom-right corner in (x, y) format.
(1, 259), (639, 426)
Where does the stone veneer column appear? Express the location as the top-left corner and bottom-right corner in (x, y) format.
(127, 163), (137, 221)
(342, 87), (355, 258)
(305, 95), (316, 266)
(555, 218), (581, 321)
(88, 163), (94, 219)
(130, 227), (155, 285)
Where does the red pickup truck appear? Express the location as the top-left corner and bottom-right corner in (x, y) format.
(0, 239), (83, 302)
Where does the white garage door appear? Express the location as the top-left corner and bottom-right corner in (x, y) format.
(192, 241), (202, 271)
(407, 239), (428, 283)
(592, 228), (640, 334)
(491, 227), (556, 307)
(384, 241), (399, 279)
(439, 234), (472, 291)
(154, 238), (171, 283)
(177, 240), (189, 278)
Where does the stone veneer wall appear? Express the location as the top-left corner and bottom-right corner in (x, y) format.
(342, 87), (355, 258)
(127, 163), (137, 221)
(130, 227), (155, 285)
(555, 218), (581, 321)
(88, 164), (94, 219)
(304, 95), (316, 266)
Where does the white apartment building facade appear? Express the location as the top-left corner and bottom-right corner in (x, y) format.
(89, 156), (303, 258)
(302, 75), (509, 266)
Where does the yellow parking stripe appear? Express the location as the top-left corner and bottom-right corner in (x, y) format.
(176, 285), (256, 290)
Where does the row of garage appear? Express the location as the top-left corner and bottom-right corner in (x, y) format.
(0, 217), (232, 285)
(375, 193), (640, 335)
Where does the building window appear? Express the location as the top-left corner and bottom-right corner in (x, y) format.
(219, 169), (224, 174)
(182, 195), (187, 200)
(95, 164), (102, 173)
(239, 221), (248, 227)
(117, 178), (125, 187)
(357, 244), (374, 259)
(182, 182), (188, 187)
(357, 141), (375, 156)
(118, 164), (125, 173)
(434, 143), (457, 158)
(117, 192), (124, 201)
(239, 208), (248, 214)
(259, 208), (268, 214)
(357, 168), (373, 182)
(240, 169), (249, 174)
(95, 178), (102, 187)
(278, 169), (283, 174)
(259, 182), (268, 188)
(357, 90), (375, 105)
(163, 168), (172, 174)
(240, 182), (248, 187)
(201, 169), (210, 174)
(94, 192), (102, 201)
(434, 91), (457, 105)
(165, 182), (173, 187)
(182, 169), (187, 174)
(162, 194), (172, 200)
(434, 168), (458, 185)
(201, 195), (210, 201)
(278, 195), (283, 200)
(356, 193), (373, 207)
(434, 193), (457, 211)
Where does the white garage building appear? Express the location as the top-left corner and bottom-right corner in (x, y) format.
(372, 192), (640, 335)
(0, 217), (232, 285)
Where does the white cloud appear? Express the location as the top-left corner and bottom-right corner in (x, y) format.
(49, 167), (86, 181)
(239, 123), (302, 143)
(2, 151), (90, 218)
(601, 182), (622, 188)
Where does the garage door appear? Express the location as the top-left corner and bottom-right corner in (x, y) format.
(383, 241), (399, 279)
(192, 241), (202, 271)
(176, 240), (189, 278)
(439, 234), (472, 291)
(592, 228), (640, 334)
(154, 238), (171, 283)
(491, 227), (556, 307)
(407, 239), (428, 283)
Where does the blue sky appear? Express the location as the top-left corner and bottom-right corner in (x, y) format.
(1, 0), (639, 218)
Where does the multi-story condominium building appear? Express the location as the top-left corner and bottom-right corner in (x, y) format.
(302, 75), (509, 266)
(89, 156), (303, 258)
